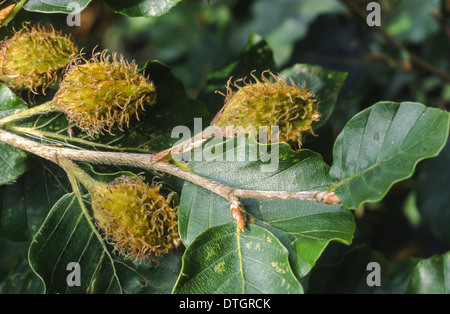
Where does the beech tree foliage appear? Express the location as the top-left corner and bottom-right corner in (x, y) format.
(0, 0), (449, 294)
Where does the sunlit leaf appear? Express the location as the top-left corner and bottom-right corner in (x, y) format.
(24, 0), (91, 14)
(330, 101), (450, 209)
(173, 223), (303, 294)
(103, 0), (182, 17)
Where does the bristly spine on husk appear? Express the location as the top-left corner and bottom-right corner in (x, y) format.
(90, 175), (180, 262)
(54, 50), (156, 137)
(0, 23), (77, 93)
(211, 70), (321, 148)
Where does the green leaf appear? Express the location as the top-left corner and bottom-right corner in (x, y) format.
(28, 193), (182, 293)
(0, 160), (70, 242)
(103, 0), (182, 17)
(329, 101), (450, 209)
(273, 233), (338, 280)
(0, 84), (30, 185)
(405, 251), (450, 294)
(0, 141), (29, 185)
(92, 249), (184, 294)
(416, 141), (450, 244)
(279, 63), (348, 129)
(24, 0), (91, 14)
(28, 194), (103, 293)
(0, 85), (28, 119)
(173, 223), (303, 294)
(179, 138), (355, 278)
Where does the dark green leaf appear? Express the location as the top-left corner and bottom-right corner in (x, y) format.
(0, 160), (70, 242)
(0, 84), (30, 185)
(92, 249), (184, 294)
(329, 101), (450, 209)
(28, 193), (105, 293)
(0, 142), (29, 186)
(173, 222), (303, 294)
(103, 0), (182, 17)
(0, 258), (44, 294)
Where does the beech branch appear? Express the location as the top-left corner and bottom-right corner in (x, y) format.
(0, 128), (341, 206)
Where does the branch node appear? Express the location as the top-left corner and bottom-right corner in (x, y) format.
(315, 191), (341, 205)
(230, 197), (246, 232)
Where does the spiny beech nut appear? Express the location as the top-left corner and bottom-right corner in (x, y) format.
(0, 23), (77, 93)
(211, 70), (320, 147)
(54, 51), (156, 136)
(91, 175), (180, 261)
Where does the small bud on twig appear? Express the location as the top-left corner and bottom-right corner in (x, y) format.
(230, 198), (246, 232)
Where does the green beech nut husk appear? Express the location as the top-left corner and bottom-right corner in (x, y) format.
(91, 175), (180, 261)
(211, 70), (320, 147)
(54, 51), (156, 136)
(0, 23), (77, 93)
